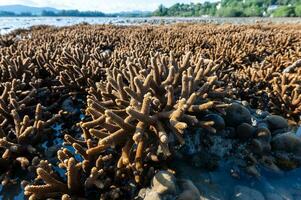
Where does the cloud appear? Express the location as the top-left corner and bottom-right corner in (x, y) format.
(0, 0), (215, 12)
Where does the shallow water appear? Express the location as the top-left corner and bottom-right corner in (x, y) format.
(2, 16), (301, 35)
(173, 113), (301, 200)
(174, 158), (301, 200)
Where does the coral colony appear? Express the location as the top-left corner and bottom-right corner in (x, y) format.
(0, 23), (300, 199)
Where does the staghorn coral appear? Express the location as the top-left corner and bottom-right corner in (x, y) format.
(24, 158), (83, 199)
(82, 51), (229, 183)
(0, 102), (64, 184)
(0, 23), (299, 199)
(23, 51), (231, 199)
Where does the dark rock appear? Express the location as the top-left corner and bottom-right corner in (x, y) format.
(245, 165), (261, 178)
(257, 122), (268, 129)
(255, 127), (271, 143)
(274, 152), (298, 170)
(236, 123), (256, 140)
(202, 114), (225, 131)
(271, 128), (289, 136)
(271, 133), (301, 156)
(255, 109), (269, 118)
(225, 103), (252, 127)
(265, 115), (288, 131)
(260, 156), (283, 175)
(250, 139), (271, 155)
(177, 179), (201, 200)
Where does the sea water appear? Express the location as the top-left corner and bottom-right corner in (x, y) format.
(2, 16), (301, 35)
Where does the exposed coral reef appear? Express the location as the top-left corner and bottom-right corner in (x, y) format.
(0, 23), (300, 199)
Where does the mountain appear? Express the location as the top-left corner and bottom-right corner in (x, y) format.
(0, 4), (59, 15)
(0, 4), (150, 17)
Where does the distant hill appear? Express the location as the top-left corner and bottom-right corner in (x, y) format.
(0, 4), (59, 15)
(0, 4), (149, 17)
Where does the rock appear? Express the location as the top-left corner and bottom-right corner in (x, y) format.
(233, 185), (265, 200)
(257, 122), (269, 129)
(225, 103), (252, 127)
(255, 109), (269, 119)
(144, 191), (162, 200)
(202, 114), (225, 131)
(245, 165), (261, 178)
(260, 156), (283, 175)
(178, 179), (201, 200)
(274, 152), (298, 170)
(271, 128), (289, 136)
(236, 123), (256, 140)
(255, 128), (271, 143)
(271, 133), (301, 156)
(138, 188), (148, 199)
(151, 170), (176, 194)
(250, 139), (271, 155)
(264, 115), (288, 131)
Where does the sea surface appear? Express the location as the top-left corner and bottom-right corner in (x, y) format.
(1, 16), (301, 34)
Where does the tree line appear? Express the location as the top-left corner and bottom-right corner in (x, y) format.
(153, 0), (301, 17)
(1, 1), (301, 18)
(0, 9), (153, 17)
(0, 10), (106, 17)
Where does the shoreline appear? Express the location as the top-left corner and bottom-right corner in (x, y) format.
(2, 16), (301, 35)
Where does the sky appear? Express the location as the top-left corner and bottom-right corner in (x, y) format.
(0, 0), (214, 12)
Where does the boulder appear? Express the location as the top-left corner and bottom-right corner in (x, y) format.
(236, 123), (256, 140)
(144, 191), (162, 200)
(250, 139), (271, 155)
(271, 133), (301, 156)
(202, 114), (225, 131)
(225, 103), (252, 127)
(151, 170), (176, 194)
(255, 127), (271, 143)
(264, 115), (288, 131)
(178, 180), (201, 200)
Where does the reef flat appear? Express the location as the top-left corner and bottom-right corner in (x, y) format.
(0, 23), (300, 200)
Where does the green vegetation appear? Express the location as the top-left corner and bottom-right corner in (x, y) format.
(0, 11), (16, 16)
(0, 9), (153, 17)
(153, 3), (218, 17)
(272, 6), (295, 16)
(0, 9), (105, 17)
(153, 0), (301, 17)
(2, 1), (301, 17)
(295, 4), (301, 16)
